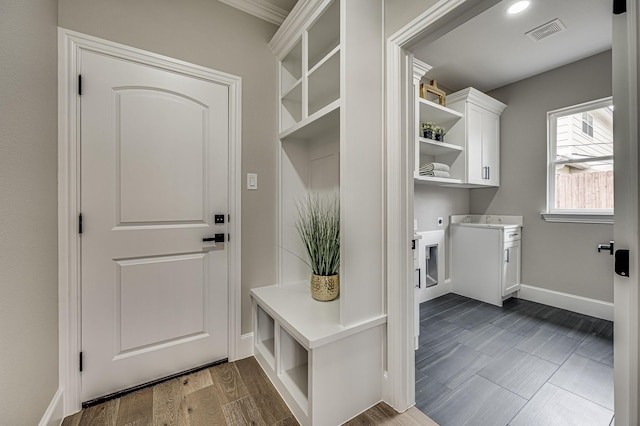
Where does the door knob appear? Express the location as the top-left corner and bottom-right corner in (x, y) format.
(203, 234), (225, 243)
(597, 241), (614, 255)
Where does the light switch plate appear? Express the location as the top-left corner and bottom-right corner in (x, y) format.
(247, 173), (258, 190)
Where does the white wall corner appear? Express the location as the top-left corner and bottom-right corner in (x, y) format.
(39, 388), (64, 426)
(518, 284), (614, 321)
(234, 332), (255, 360)
(218, 0), (288, 26)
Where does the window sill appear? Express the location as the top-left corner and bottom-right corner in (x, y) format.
(541, 212), (613, 224)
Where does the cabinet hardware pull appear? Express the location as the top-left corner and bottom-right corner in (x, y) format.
(505, 248), (510, 263)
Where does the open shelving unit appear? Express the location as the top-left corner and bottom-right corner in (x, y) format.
(414, 96), (465, 184)
(253, 1), (387, 424)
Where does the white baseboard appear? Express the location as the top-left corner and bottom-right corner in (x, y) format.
(39, 388), (64, 426)
(518, 284), (613, 321)
(234, 332), (254, 361)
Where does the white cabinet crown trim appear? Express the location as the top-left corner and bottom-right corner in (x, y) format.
(412, 58), (432, 81)
(447, 87), (506, 114)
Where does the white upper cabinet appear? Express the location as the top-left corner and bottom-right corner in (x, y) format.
(447, 88), (506, 187)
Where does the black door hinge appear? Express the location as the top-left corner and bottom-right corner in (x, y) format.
(78, 75), (83, 96)
(613, 0), (626, 14)
(79, 352), (83, 372)
(79, 213), (83, 234)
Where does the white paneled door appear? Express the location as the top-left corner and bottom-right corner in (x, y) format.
(80, 50), (229, 402)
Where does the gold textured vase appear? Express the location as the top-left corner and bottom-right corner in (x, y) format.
(310, 274), (339, 301)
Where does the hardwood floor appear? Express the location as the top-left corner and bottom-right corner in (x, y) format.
(416, 294), (614, 426)
(63, 356), (438, 425)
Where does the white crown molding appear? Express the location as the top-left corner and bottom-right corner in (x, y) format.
(219, 0), (289, 26)
(269, 0), (328, 57)
(412, 58), (432, 82)
(447, 87), (507, 114)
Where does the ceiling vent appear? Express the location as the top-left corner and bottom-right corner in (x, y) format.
(525, 19), (566, 42)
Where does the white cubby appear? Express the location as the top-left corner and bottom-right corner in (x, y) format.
(307, 0), (340, 70)
(308, 47), (340, 116)
(281, 39), (302, 94)
(255, 305), (275, 369)
(279, 328), (309, 412)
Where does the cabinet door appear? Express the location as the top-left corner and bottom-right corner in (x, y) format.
(482, 110), (500, 186)
(466, 103), (484, 184)
(502, 240), (521, 296)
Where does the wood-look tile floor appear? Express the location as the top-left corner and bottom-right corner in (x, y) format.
(416, 294), (614, 426)
(63, 356), (438, 426)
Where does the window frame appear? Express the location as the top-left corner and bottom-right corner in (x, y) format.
(544, 97), (614, 224)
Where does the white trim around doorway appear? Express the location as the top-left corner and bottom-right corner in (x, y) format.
(384, 0), (469, 412)
(57, 28), (243, 416)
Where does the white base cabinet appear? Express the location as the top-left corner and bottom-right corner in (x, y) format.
(451, 224), (522, 307)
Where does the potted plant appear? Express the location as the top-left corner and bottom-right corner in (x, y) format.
(434, 126), (446, 142)
(421, 122), (436, 139)
(295, 193), (340, 301)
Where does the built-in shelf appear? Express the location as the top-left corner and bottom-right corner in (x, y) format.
(279, 100), (340, 141)
(265, 0), (385, 422)
(419, 138), (463, 156)
(414, 174), (464, 185)
(418, 98), (464, 130)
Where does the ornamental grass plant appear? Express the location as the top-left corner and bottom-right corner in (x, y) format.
(295, 193), (340, 277)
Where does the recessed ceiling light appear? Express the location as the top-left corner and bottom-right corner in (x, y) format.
(507, 1), (530, 15)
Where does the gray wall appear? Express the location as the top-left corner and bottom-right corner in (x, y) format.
(0, 0), (59, 424)
(473, 50), (614, 302)
(414, 186), (469, 232)
(385, 0), (437, 37)
(59, 0), (280, 333)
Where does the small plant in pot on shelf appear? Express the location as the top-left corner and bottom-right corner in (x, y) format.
(295, 193), (340, 301)
(434, 126), (446, 142)
(421, 122), (435, 139)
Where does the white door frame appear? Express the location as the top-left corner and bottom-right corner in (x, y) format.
(613, 2), (639, 424)
(384, 0), (639, 421)
(384, 0), (467, 410)
(58, 28), (243, 415)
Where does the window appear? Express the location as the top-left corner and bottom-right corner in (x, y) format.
(545, 97), (613, 223)
(582, 112), (594, 137)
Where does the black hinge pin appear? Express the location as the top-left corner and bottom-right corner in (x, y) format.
(79, 213), (83, 234)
